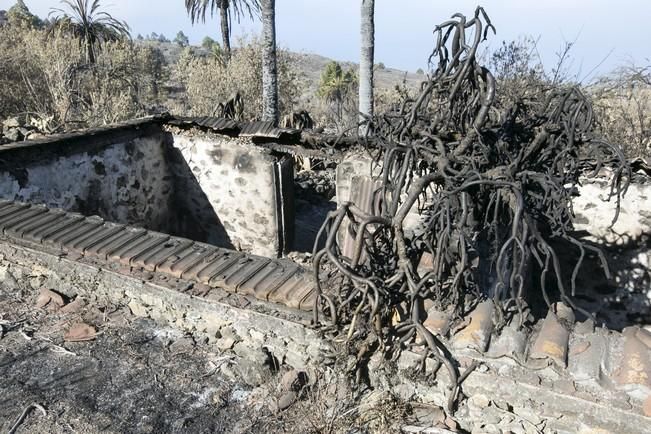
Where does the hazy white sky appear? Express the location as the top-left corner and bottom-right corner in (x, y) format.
(3, 0), (650, 79)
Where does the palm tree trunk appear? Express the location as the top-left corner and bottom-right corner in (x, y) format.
(261, 0), (278, 124)
(220, 0), (232, 61)
(86, 33), (95, 64)
(359, 0), (375, 129)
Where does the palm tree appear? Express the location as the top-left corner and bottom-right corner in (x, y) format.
(318, 61), (358, 123)
(359, 0), (375, 130)
(185, 0), (260, 61)
(260, 0), (278, 124)
(48, 0), (130, 64)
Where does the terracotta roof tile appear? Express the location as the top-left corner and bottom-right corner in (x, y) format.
(162, 245), (217, 279)
(45, 218), (104, 247)
(452, 300), (494, 352)
(26, 214), (84, 243)
(0, 205), (49, 234)
(118, 234), (171, 266)
(529, 303), (575, 367)
(219, 257), (271, 289)
(614, 327), (651, 395)
(6, 209), (65, 238)
(179, 248), (229, 280)
(138, 239), (193, 271)
(155, 243), (199, 275)
(69, 224), (125, 254)
(237, 261), (283, 298)
(91, 228), (147, 259)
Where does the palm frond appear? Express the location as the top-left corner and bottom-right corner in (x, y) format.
(47, 0), (130, 63)
(184, 0), (260, 24)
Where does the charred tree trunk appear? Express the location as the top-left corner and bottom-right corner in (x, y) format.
(359, 0), (375, 130)
(86, 33), (96, 64)
(220, 0), (232, 61)
(261, 0), (278, 124)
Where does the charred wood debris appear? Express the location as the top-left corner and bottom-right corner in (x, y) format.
(310, 8), (631, 412)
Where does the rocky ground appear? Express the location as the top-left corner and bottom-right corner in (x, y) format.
(0, 116), (50, 145)
(0, 278), (449, 434)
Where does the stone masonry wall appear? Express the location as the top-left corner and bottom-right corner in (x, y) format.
(0, 236), (647, 433)
(0, 121), (293, 258)
(167, 128), (287, 258)
(0, 126), (173, 232)
(0, 239), (323, 374)
(336, 154), (651, 323)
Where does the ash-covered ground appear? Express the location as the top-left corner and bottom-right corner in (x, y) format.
(0, 280), (431, 434)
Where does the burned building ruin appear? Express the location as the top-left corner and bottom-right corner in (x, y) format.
(1, 7), (650, 433)
(0, 109), (649, 432)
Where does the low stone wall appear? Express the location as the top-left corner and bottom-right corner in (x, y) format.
(0, 239), (323, 373)
(0, 122), (173, 232)
(0, 235), (648, 433)
(0, 119), (295, 258)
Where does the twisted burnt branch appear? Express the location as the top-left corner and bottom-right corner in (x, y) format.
(312, 7), (630, 413)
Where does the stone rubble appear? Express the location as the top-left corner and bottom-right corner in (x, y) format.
(0, 116), (48, 144)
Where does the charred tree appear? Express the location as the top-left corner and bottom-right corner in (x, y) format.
(312, 7), (630, 412)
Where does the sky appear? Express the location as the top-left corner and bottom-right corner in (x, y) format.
(3, 0), (650, 80)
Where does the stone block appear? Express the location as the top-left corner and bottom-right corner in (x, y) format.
(128, 299), (149, 317)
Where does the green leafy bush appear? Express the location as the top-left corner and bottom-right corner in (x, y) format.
(314, 61), (358, 131)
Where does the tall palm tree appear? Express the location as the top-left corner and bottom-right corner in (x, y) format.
(260, 0), (278, 124)
(47, 0), (130, 64)
(359, 0), (375, 130)
(185, 0), (260, 61)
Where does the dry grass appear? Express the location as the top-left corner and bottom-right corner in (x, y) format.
(1, 23), (648, 160)
(0, 26), (164, 131)
(590, 68), (651, 158)
(274, 372), (412, 434)
(172, 37), (304, 121)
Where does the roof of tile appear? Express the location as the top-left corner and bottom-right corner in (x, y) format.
(0, 200), (316, 312)
(2, 200), (649, 403)
(167, 116), (301, 141)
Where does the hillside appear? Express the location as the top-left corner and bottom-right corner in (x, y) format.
(291, 51), (424, 92)
(141, 39), (424, 95)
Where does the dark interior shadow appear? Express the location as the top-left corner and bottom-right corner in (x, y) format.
(291, 163), (338, 254)
(292, 196), (337, 253)
(546, 232), (651, 330)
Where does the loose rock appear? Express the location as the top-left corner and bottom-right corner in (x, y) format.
(280, 369), (308, 392)
(278, 391), (297, 410)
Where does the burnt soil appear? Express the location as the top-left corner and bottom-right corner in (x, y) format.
(0, 280), (419, 434)
(0, 286), (282, 433)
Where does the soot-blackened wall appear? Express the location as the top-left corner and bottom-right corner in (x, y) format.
(0, 123), (174, 232)
(0, 120), (293, 258)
